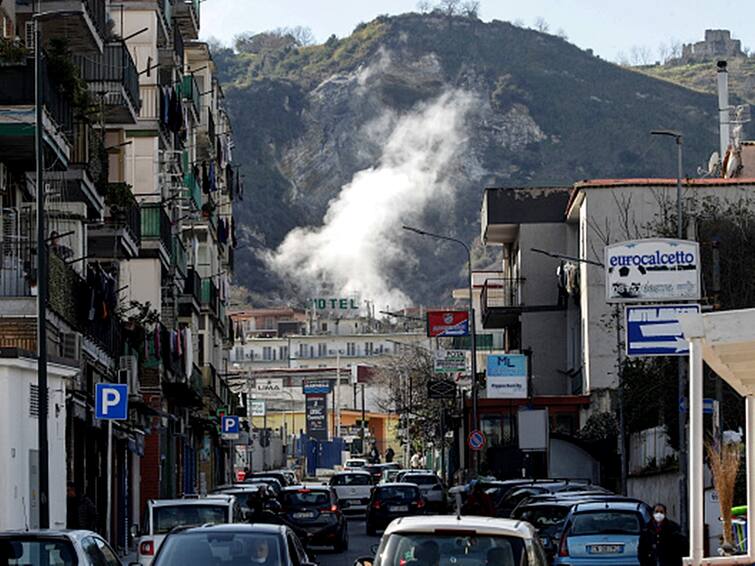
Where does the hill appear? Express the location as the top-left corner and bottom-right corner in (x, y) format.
(213, 13), (722, 308)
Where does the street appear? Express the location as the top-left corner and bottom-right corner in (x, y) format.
(310, 517), (380, 566)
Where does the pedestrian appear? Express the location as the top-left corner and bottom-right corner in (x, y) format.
(369, 443), (380, 464)
(385, 447), (395, 463)
(66, 482), (99, 531)
(638, 503), (685, 566)
(410, 452), (421, 469)
(462, 480), (495, 517)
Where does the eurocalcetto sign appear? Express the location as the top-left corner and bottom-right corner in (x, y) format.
(427, 311), (470, 337)
(305, 394), (328, 441)
(486, 354), (528, 399)
(605, 239), (701, 303)
(433, 350), (469, 374)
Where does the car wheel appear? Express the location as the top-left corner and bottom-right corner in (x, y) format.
(335, 527), (348, 552)
(366, 522), (377, 536)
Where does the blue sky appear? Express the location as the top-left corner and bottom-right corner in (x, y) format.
(199, 0), (754, 62)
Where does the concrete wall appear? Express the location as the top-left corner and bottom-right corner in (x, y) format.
(0, 360), (70, 530)
(120, 258), (161, 312)
(628, 471), (681, 522)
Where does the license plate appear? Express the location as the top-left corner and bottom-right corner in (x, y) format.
(390, 505), (409, 512)
(588, 544), (623, 554)
(293, 511), (316, 519)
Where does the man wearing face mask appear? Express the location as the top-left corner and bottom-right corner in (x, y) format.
(638, 503), (685, 566)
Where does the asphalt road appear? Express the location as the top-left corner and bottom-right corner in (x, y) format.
(309, 516), (381, 566)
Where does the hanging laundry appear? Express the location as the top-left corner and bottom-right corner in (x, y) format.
(209, 161), (217, 192)
(201, 162), (210, 194)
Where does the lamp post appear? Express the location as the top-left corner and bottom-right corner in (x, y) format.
(651, 129), (687, 531)
(402, 225), (479, 475)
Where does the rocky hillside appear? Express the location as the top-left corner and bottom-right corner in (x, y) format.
(214, 13), (723, 308)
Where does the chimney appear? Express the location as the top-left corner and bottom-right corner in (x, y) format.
(717, 60), (730, 158)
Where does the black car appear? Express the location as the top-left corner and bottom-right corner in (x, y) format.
(244, 477), (284, 497)
(151, 523), (316, 566)
(495, 481), (605, 517)
(246, 471), (291, 487)
(366, 483), (425, 535)
(280, 486), (348, 552)
(510, 499), (585, 559)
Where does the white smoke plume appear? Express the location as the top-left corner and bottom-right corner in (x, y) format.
(268, 90), (476, 310)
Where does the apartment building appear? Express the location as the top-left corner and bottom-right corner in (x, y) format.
(0, 0), (236, 544)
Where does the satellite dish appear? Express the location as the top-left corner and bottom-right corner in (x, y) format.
(707, 151), (720, 174)
(725, 152), (739, 178)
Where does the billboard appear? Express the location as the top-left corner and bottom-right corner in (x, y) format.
(433, 349), (469, 373)
(305, 394), (328, 441)
(303, 380), (332, 395)
(605, 239), (701, 303)
(427, 310), (470, 337)
(253, 378), (284, 398)
(486, 354), (528, 399)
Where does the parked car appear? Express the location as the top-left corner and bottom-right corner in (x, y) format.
(246, 471), (291, 488)
(272, 468), (299, 486)
(212, 484), (282, 518)
(134, 496), (240, 565)
(244, 477), (284, 497)
(280, 486), (348, 552)
(0, 530), (123, 566)
(354, 515), (548, 566)
(149, 523), (316, 566)
(400, 472), (447, 512)
(379, 469), (401, 484)
(366, 483), (426, 535)
(554, 501), (651, 565)
(495, 481), (608, 517)
(344, 458), (368, 471)
(394, 469), (432, 483)
(511, 499), (587, 559)
(329, 471), (374, 513)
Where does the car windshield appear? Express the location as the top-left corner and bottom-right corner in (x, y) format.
(570, 511), (641, 536)
(153, 505), (229, 534)
(515, 506), (569, 529)
(377, 486), (419, 502)
(283, 490), (330, 509)
(346, 460), (366, 468)
(0, 537), (76, 566)
(154, 532), (284, 566)
(376, 532), (529, 566)
(403, 474), (439, 486)
(332, 474), (372, 486)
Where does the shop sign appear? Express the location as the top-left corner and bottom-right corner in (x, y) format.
(427, 310), (469, 337)
(433, 349), (469, 373)
(305, 394), (328, 441)
(486, 354), (528, 399)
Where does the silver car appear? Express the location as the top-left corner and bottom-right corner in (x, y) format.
(0, 530), (123, 565)
(400, 473), (448, 511)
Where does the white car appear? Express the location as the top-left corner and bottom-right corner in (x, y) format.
(355, 515), (548, 566)
(400, 472), (448, 511)
(329, 471), (374, 513)
(134, 495), (240, 565)
(0, 530), (123, 565)
(344, 458), (368, 471)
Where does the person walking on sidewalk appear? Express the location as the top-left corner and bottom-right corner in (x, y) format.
(638, 503), (685, 566)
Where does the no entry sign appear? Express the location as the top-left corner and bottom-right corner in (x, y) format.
(468, 430), (486, 451)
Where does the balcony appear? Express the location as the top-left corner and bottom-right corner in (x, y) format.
(88, 186), (141, 259)
(160, 19), (184, 68)
(75, 42), (140, 124)
(0, 57), (72, 166)
(183, 169), (201, 211)
(481, 278), (524, 330)
(181, 74), (200, 121)
(172, 236), (187, 278)
(174, 0), (199, 40)
(17, 0), (107, 54)
(178, 267), (201, 316)
(140, 203), (172, 267)
(200, 277), (218, 317)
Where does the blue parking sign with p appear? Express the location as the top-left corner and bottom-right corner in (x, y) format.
(95, 383), (129, 420)
(222, 415), (239, 434)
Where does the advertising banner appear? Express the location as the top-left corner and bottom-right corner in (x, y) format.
(433, 349), (470, 374)
(305, 394), (328, 441)
(303, 379), (332, 395)
(486, 354), (528, 399)
(427, 310), (470, 337)
(250, 400), (266, 417)
(253, 378), (284, 398)
(605, 239), (701, 303)
(626, 304), (701, 357)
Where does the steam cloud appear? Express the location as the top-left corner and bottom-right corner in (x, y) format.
(268, 89), (476, 310)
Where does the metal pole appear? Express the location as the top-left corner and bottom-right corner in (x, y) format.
(745, 396), (755, 562)
(615, 306), (627, 496)
(689, 337), (704, 565)
(106, 420), (113, 542)
(468, 245), (479, 478)
(360, 383), (366, 456)
(335, 351), (341, 439)
(34, 14), (50, 530)
(676, 136), (688, 533)
(440, 408), (446, 484)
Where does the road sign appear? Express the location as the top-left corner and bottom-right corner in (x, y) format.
(626, 304), (701, 357)
(679, 396), (716, 415)
(95, 383), (129, 420)
(221, 415), (240, 440)
(427, 378), (457, 400)
(433, 349), (469, 374)
(303, 380), (332, 395)
(468, 430), (486, 451)
(250, 400), (266, 417)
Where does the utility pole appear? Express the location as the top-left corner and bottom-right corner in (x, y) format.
(335, 351), (341, 438)
(651, 129), (687, 530)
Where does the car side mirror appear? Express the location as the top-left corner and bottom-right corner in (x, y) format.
(354, 558), (374, 566)
(129, 524), (139, 538)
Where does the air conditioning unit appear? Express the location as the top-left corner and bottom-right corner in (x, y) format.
(61, 332), (82, 360)
(119, 355), (139, 394)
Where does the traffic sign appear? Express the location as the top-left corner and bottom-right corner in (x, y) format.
(679, 396), (716, 415)
(95, 383), (128, 420)
(468, 430), (486, 451)
(250, 400), (266, 417)
(221, 415), (240, 440)
(626, 304), (701, 357)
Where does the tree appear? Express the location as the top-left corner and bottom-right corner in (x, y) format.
(416, 0), (432, 12)
(534, 17), (549, 33)
(285, 26), (315, 46)
(556, 28), (568, 40)
(628, 45), (653, 66)
(461, 0), (480, 18)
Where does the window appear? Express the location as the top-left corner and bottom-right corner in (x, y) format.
(318, 343), (327, 357)
(264, 317), (274, 329)
(279, 346), (288, 361)
(346, 342), (356, 356)
(299, 344), (307, 358)
(234, 346), (244, 361)
(95, 537), (121, 566)
(321, 322), (328, 332)
(152, 505), (229, 534)
(309, 346), (315, 358)
(0, 537), (77, 565)
(263, 347), (272, 361)
(365, 342), (374, 355)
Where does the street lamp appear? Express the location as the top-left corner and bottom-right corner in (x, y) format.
(402, 225), (479, 475)
(650, 129), (687, 531)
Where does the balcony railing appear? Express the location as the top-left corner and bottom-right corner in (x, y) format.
(200, 278), (218, 315)
(173, 20), (185, 66)
(140, 203), (172, 254)
(181, 74), (200, 118)
(0, 57), (73, 142)
(184, 170), (201, 211)
(191, 363), (203, 397)
(183, 268), (201, 304)
(481, 278), (524, 310)
(83, 0), (107, 42)
(207, 108), (215, 144)
(172, 236), (187, 277)
(75, 42), (141, 122)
